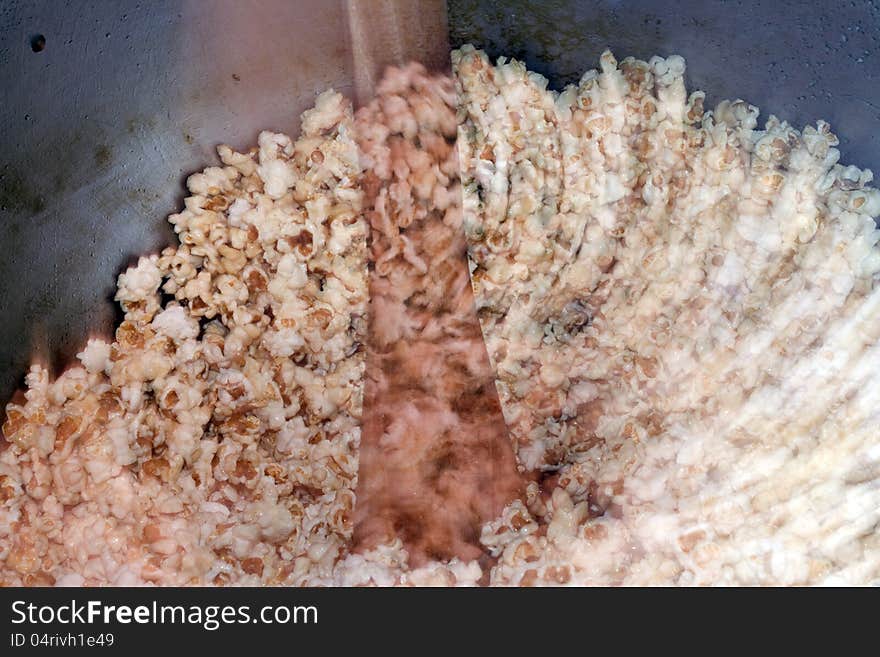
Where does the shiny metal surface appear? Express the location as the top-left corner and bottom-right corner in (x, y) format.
(0, 0), (447, 405)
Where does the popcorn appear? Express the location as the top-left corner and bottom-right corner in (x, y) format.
(115, 255), (162, 304)
(4, 47), (879, 587)
(1, 91), (368, 586)
(76, 339), (111, 375)
(351, 62), (523, 570)
(455, 46), (880, 586)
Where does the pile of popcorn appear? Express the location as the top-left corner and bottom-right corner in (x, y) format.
(3, 47), (879, 586)
(1, 91), (369, 586)
(347, 63), (522, 580)
(455, 46), (880, 585)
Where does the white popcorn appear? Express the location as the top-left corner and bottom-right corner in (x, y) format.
(455, 46), (880, 586)
(115, 254), (161, 303)
(76, 339), (111, 374)
(151, 305), (199, 342)
(257, 159), (296, 199)
(301, 89), (348, 135)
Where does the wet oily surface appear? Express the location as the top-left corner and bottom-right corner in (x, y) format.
(352, 64), (525, 567)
